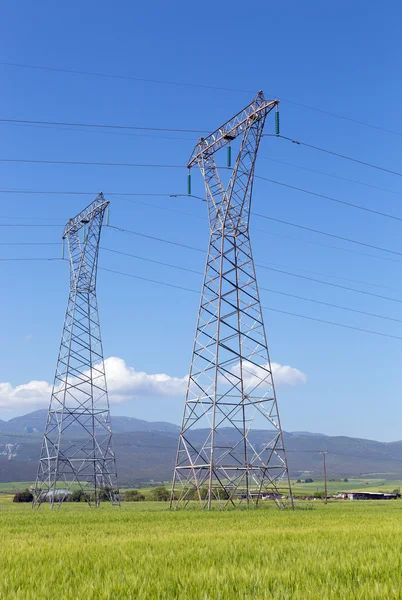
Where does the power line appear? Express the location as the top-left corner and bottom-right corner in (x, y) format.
(2, 194), (401, 263)
(0, 233), (395, 294)
(255, 174), (402, 222)
(260, 266), (402, 304)
(260, 257), (402, 293)
(99, 266), (199, 294)
(260, 287), (402, 324)
(255, 226), (402, 266)
(0, 117), (206, 134)
(106, 225), (204, 253)
(99, 265), (402, 341)
(0, 189), (206, 204)
(105, 226), (402, 304)
(103, 241), (402, 293)
(277, 135), (402, 178)
(3, 154), (402, 222)
(0, 158), (184, 168)
(0, 257), (62, 261)
(101, 247), (202, 275)
(100, 245), (402, 323)
(0, 60), (253, 94)
(0, 224), (60, 227)
(260, 155), (402, 199)
(0, 120), (194, 142)
(255, 214), (402, 257)
(2, 238), (400, 338)
(1, 186), (402, 266)
(3, 61), (402, 138)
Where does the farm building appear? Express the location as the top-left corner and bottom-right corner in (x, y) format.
(39, 489), (72, 502)
(336, 491), (400, 500)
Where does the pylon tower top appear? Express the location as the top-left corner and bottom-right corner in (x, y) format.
(188, 91), (278, 168)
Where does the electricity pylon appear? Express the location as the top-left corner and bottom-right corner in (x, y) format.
(171, 91), (293, 509)
(33, 194), (119, 508)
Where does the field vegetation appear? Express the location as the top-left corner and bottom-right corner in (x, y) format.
(1, 499), (402, 598)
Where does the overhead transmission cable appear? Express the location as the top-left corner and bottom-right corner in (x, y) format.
(260, 155), (402, 199)
(2, 157), (402, 224)
(0, 117), (205, 134)
(255, 174), (402, 222)
(100, 246), (402, 323)
(2, 61), (402, 138)
(1, 187), (402, 265)
(98, 265), (402, 342)
(105, 225), (402, 304)
(276, 135), (402, 178)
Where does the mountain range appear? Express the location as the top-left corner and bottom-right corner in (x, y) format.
(1, 409), (402, 484)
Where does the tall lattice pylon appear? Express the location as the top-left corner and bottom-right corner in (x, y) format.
(171, 92), (293, 509)
(33, 194), (119, 508)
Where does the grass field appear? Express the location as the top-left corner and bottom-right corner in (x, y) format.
(2, 500), (402, 599)
(1, 477), (401, 496)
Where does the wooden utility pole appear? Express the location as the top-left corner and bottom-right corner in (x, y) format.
(319, 451), (328, 504)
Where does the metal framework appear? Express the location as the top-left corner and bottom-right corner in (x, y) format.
(171, 91), (293, 509)
(33, 194), (119, 508)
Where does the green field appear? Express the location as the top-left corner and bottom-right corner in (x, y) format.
(2, 500), (402, 599)
(1, 477), (401, 496)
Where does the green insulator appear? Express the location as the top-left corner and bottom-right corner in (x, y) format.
(187, 170), (192, 195)
(227, 144), (231, 168)
(275, 111), (280, 135)
(106, 206), (110, 226)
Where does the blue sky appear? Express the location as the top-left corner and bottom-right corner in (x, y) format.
(1, 0), (402, 441)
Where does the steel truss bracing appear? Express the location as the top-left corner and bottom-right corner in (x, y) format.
(33, 194), (119, 508)
(171, 91), (293, 509)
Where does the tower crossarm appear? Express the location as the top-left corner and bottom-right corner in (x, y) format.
(63, 193), (109, 238)
(64, 193), (109, 293)
(188, 91), (278, 168)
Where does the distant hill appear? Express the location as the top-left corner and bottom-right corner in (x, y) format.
(0, 409), (179, 435)
(1, 410), (402, 484)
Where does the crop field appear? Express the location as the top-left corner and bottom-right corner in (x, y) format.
(1, 500), (402, 599)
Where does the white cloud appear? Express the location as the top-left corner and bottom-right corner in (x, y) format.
(0, 357), (305, 412)
(0, 380), (52, 410)
(225, 361), (307, 391)
(103, 357), (187, 403)
(271, 362), (307, 386)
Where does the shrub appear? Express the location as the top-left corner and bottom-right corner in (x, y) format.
(69, 489), (86, 502)
(13, 489), (33, 503)
(148, 486), (170, 501)
(124, 490), (145, 502)
(214, 487), (230, 500)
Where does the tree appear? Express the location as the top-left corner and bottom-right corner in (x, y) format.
(13, 489), (33, 503)
(69, 489), (85, 502)
(304, 478), (314, 483)
(124, 490), (145, 502)
(296, 479), (302, 483)
(148, 486), (170, 501)
(343, 478), (349, 482)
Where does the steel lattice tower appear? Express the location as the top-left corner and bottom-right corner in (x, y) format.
(171, 92), (293, 509)
(34, 194), (119, 508)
